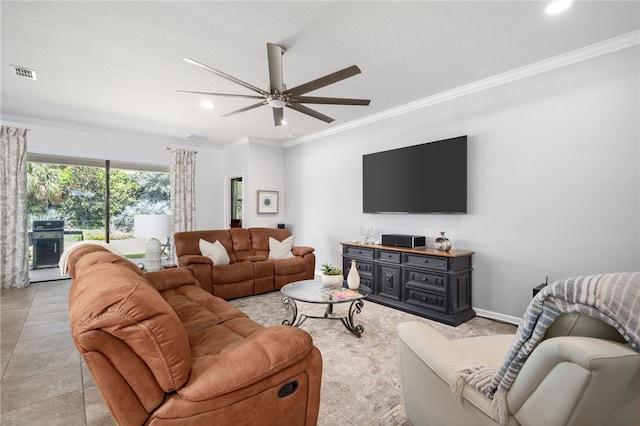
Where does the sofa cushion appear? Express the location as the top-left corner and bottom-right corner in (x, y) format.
(199, 239), (231, 266)
(74, 250), (144, 279)
(229, 228), (256, 261)
(157, 283), (249, 336)
(69, 263), (191, 393)
(176, 230), (237, 263)
(64, 244), (130, 279)
(272, 256), (307, 275)
(543, 313), (627, 343)
(178, 325), (315, 401)
(248, 227), (292, 257)
(269, 235), (295, 259)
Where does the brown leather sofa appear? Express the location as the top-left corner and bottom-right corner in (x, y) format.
(67, 245), (322, 426)
(174, 227), (315, 299)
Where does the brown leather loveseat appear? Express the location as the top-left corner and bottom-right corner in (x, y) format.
(174, 227), (315, 299)
(67, 244), (322, 425)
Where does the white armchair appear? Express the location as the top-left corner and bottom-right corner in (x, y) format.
(397, 313), (640, 425)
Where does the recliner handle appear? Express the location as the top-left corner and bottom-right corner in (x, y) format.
(278, 381), (299, 398)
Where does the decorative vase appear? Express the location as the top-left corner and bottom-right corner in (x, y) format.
(347, 259), (360, 289)
(435, 232), (451, 252)
(322, 274), (343, 288)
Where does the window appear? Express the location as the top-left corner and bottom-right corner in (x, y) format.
(27, 154), (170, 273)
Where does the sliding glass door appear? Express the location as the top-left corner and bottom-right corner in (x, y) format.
(27, 154), (169, 280)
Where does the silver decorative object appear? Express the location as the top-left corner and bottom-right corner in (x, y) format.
(359, 227), (374, 244)
(435, 232), (451, 252)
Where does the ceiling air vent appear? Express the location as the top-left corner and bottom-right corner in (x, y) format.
(12, 65), (37, 80)
(186, 133), (209, 142)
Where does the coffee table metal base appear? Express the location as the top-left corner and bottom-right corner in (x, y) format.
(281, 296), (365, 338)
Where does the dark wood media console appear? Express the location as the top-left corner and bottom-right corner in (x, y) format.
(341, 242), (475, 326)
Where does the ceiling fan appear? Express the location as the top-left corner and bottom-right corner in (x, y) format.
(178, 43), (370, 126)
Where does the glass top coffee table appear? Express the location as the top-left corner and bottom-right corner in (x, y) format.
(280, 279), (371, 338)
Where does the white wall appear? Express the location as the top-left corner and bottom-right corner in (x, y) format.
(224, 138), (286, 228)
(284, 46), (640, 319)
(223, 138), (249, 229)
(2, 116), (226, 230)
(247, 141), (286, 228)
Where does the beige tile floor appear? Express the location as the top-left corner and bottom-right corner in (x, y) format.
(1, 279), (516, 426)
(1, 279), (113, 426)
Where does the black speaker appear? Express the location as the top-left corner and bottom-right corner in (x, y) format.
(277, 223), (285, 229)
(381, 234), (426, 248)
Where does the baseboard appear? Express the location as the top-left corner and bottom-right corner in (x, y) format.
(473, 308), (521, 326)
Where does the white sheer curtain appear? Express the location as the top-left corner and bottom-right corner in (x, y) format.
(1, 126), (30, 289)
(169, 149), (197, 260)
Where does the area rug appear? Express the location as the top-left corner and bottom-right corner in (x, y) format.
(230, 292), (514, 426)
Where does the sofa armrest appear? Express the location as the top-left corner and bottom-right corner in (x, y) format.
(177, 326), (314, 401)
(178, 254), (213, 267)
(397, 321), (497, 420)
(292, 246), (315, 256)
(508, 336), (640, 425)
(398, 322), (470, 384)
(145, 268), (201, 292)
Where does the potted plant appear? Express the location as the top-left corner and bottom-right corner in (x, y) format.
(321, 262), (343, 288)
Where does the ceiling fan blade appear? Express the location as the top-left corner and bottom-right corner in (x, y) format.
(177, 90), (264, 100)
(286, 65), (362, 96)
(183, 57), (267, 96)
(287, 103), (334, 123)
(293, 96), (370, 106)
(267, 43), (284, 94)
(272, 107), (284, 126)
(222, 101), (268, 117)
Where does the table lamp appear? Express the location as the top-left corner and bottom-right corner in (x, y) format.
(134, 214), (171, 272)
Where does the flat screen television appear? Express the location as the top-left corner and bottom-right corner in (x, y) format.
(362, 135), (467, 214)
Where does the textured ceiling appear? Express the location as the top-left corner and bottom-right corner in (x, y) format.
(1, 1), (639, 147)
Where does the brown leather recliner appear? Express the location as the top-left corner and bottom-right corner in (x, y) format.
(174, 227), (315, 299)
(67, 245), (322, 425)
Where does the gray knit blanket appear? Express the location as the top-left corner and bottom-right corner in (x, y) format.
(452, 272), (640, 425)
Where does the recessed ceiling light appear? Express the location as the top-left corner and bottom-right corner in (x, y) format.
(201, 101), (214, 110)
(186, 133), (209, 141)
(545, 0), (573, 15)
(281, 120), (288, 125)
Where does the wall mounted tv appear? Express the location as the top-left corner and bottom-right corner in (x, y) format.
(363, 135), (467, 214)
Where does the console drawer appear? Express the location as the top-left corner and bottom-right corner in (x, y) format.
(359, 276), (374, 289)
(405, 269), (447, 293)
(377, 250), (401, 264)
(377, 264), (401, 300)
(404, 285), (448, 313)
(405, 254), (448, 271)
(344, 258), (374, 278)
(344, 246), (374, 259)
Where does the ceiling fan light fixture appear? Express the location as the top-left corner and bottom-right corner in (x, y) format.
(268, 98), (286, 108)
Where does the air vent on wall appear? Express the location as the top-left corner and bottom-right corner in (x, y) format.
(11, 65), (37, 80)
(186, 133), (209, 141)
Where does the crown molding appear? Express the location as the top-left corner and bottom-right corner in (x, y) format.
(284, 30), (640, 148)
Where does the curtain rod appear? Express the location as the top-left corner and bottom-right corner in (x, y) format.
(166, 147), (198, 153)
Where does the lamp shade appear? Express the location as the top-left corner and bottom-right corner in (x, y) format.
(134, 214), (171, 239)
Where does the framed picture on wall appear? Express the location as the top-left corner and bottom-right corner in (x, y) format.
(257, 190), (278, 214)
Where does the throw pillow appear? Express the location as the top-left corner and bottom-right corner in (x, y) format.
(268, 236), (295, 259)
(199, 239), (230, 266)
